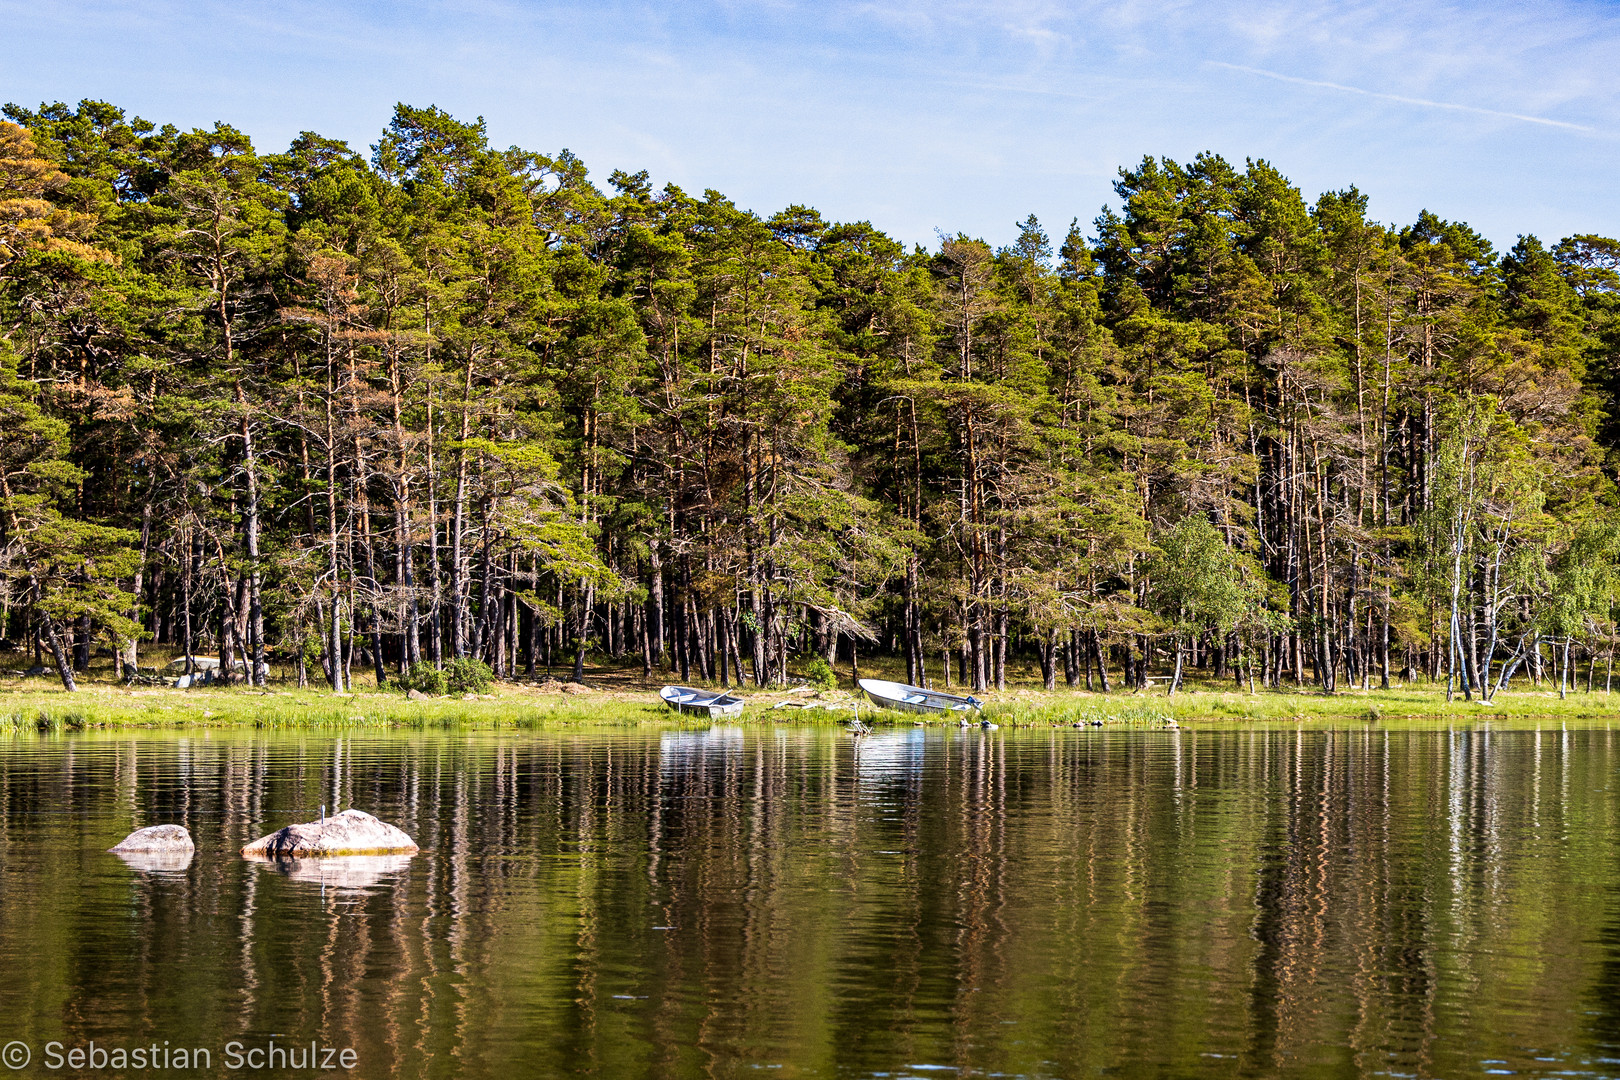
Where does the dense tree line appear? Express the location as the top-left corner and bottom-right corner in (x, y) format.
(1, 100), (1616, 697)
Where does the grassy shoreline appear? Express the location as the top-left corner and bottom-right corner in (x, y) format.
(0, 670), (1615, 733)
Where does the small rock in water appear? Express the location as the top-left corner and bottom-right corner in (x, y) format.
(110, 824), (195, 854)
(110, 825), (194, 872)
(240, 809), (418, 858)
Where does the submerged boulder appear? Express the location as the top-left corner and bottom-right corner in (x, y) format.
(110, 824), (195, 854)
(240, 809), (418, 858)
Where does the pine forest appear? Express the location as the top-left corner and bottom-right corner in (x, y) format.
(1, 99), (1618, 702)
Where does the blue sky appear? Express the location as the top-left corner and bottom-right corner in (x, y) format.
(4, 0), (1618, 253)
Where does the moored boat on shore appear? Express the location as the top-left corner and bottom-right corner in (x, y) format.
(857, 678), (981, 716)
(660, 685), (746, 719)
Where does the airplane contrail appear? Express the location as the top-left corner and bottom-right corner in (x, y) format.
(1210, 61), (1593, 133)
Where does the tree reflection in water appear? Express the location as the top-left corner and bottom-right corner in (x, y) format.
(0, 724), (1616, 1078)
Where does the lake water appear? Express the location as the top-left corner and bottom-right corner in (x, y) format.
(1, 723), (1618, 1079)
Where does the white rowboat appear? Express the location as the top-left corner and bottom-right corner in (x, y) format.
(661, 685), (746, 719)
(858, 678), (982, 716)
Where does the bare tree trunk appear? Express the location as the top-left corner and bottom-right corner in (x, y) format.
(1380, 586), (1391, 689)
(397, 503), (417, 671)
(470, 503), (493, 660)
(571, 585), (594, 683)
(450, 358), (474, 659)
(725, 608), (743, 689)
(750, 588), (767, 687)
(424, 395), (443, 668)
(1560, 637), (1571, 700)
(1092, 631), (1111, 692)
(647, 548), (665, 671)
(1040, 628), (1057, 691)
(903, 562), (919, 685)
(365, 522), (386, 687)
(994, 606), (1008, 691)
(325, 462), (344, 692)
(386, 339), (418, 672)
(639, 576), (653, 679)
(238, 401), (266, 685)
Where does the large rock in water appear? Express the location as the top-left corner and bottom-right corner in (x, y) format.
(240, 809), (418, 858)
(110, 824), (195, 854)
(110, 825), (195, 872)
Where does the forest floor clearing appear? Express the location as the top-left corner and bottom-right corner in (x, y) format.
(0, 653), (1614, 731)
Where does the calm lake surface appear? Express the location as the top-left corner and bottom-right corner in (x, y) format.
(1, 723), (1618, 1079)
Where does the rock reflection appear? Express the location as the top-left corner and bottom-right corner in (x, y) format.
(111, 849), (194, 874)
(247, 853), (414, 892)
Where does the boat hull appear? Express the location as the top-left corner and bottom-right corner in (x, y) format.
(857, 679), (980, 716)
(661, 686), (745, 719)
